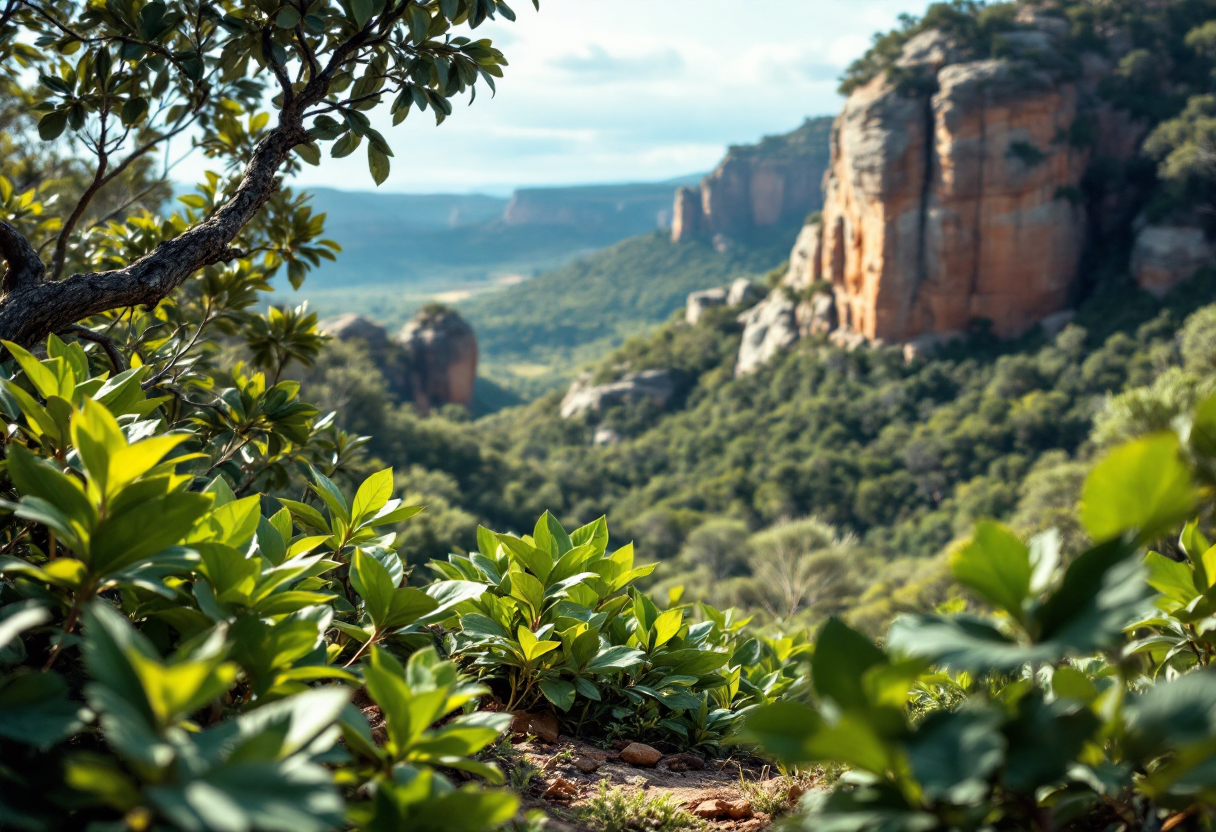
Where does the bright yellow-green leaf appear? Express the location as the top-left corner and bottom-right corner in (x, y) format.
(950, 521), (1032, 624)
(652, 608), (683, 649)
(1081, 433), (1196, 543)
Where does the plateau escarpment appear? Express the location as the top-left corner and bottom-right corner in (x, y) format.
(803, 17), (1149, 345)
(671, 117), (833, 245)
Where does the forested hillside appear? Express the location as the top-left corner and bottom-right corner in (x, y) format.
(459, 231), (793, 397)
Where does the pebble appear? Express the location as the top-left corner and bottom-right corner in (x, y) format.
(619, 742), (663, 767)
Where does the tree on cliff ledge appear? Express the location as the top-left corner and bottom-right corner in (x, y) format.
(0, 0), (529, 351)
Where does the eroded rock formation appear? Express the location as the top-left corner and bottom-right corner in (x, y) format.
(397, 306), (479, 413)
(319, 306), (478, 414)
(671, 117), (832, 244)
(1132, 223), (1215, 298)
(802, 15), (1147, 343)
(559, 370), (680, 420)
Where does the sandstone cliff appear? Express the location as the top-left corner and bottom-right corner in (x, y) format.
(319, 306), (478, 414)
(671, 117), (833, 244)
(801, 16), (1148, 344)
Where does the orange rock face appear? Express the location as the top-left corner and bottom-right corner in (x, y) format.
(814, 36), (1143, 343)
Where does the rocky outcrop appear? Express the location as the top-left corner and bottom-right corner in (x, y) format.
(560, 370), (681, 420)
(685, 279), (763, 325)
(319, 313), (393, 353)
(799, 15), (1147, 344)
(319, 307), (478, 415)
(397, 306), (478, 414)
(1132, 224), (1215, 298)
(671, 117), (832, 244)
(784, 220), (823, 292)
(727, 278), (762, 307)
(685, 288), (728, 325)
(736, 293), (800, 376)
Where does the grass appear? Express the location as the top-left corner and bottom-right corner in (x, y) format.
(736, 766), (827, 819)
(578, 782), (704, 832)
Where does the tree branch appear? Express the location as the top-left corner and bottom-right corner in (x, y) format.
(60, 324), (126, 372)
(0, 115), (309, 347)
(0, 222), (46, 294)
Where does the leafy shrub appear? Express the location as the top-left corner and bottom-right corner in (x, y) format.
(435, 512), (809, 749)
(0, 344), (519, 831)
(742, 392), (1216, 831)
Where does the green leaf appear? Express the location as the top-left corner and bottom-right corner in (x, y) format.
(350, 0), (373, 27)
(120, 96), (149, 126)
(651, 608), (683, 649)
(508, 570), (545, 619)
(295, 142), (321, 166)
(38, 110), (68, 141)
(498, 535), (553, 583)
(351, 548), (397, 629)
(275, 5), (301, 27)
(368, 144), (391, 186)
(352, 469), (393, 524)
(906, 706), (1005, 805)
(1145, 551), (1198, 606)
(811, 618), (887, 710)
(539, 678), (575, 712)
(0, 670), (88, 749)
(331, 131), (362, 158)
(950, 521), (1032, 624)
(1081, 433), (1195, 543)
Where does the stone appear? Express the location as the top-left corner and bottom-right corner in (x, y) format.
(812, 16), (1145, 346)
(736, 292), (800, 376)
(783, 220), (823, 291)
(542, 778), (579, 801)
(1132, 224), (1215, 299)
(618, 742), (663, 767)
(671, 186), (704, 243)
(685, 288), (728, 325)
(662, 752), (706, 772)
(670, 117), (833, 242)
(692, 799), (754, 821)
(572, 755), (602, 774)
(559, 370), (680, 420)
(318, 313), (392, 353)
(796, 292), (838, 338)
(593, 426), (621, 446)
(787, 783), (807, 804)
(509, 711), (559, 744)
(727, 278), (763, 307)
(396, 306), (478, 414)
(1038, 310), (1076, 338)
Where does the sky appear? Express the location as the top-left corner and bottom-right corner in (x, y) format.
(180, 0), (932, 195)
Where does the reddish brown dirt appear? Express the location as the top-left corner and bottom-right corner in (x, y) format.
(505, 735), (807, 831)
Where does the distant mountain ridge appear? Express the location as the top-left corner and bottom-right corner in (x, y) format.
(299, 176), (701, 291)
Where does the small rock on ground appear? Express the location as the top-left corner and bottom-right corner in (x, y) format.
(692, 799), (754, 821)
(510, 711), (560, 744)
(619, 742), (663, 767)
(542, 777), (580, 801)
(664, 752), (706, 772)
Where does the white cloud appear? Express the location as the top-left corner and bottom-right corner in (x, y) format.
(176, 0), (934, 193)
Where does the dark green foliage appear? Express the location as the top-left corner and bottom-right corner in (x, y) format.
(743, 398), (1216, 831)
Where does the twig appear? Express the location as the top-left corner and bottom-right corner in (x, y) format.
(60, 324), (127, 372)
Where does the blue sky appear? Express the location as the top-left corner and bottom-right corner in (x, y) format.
(182, 0), (933, 194)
